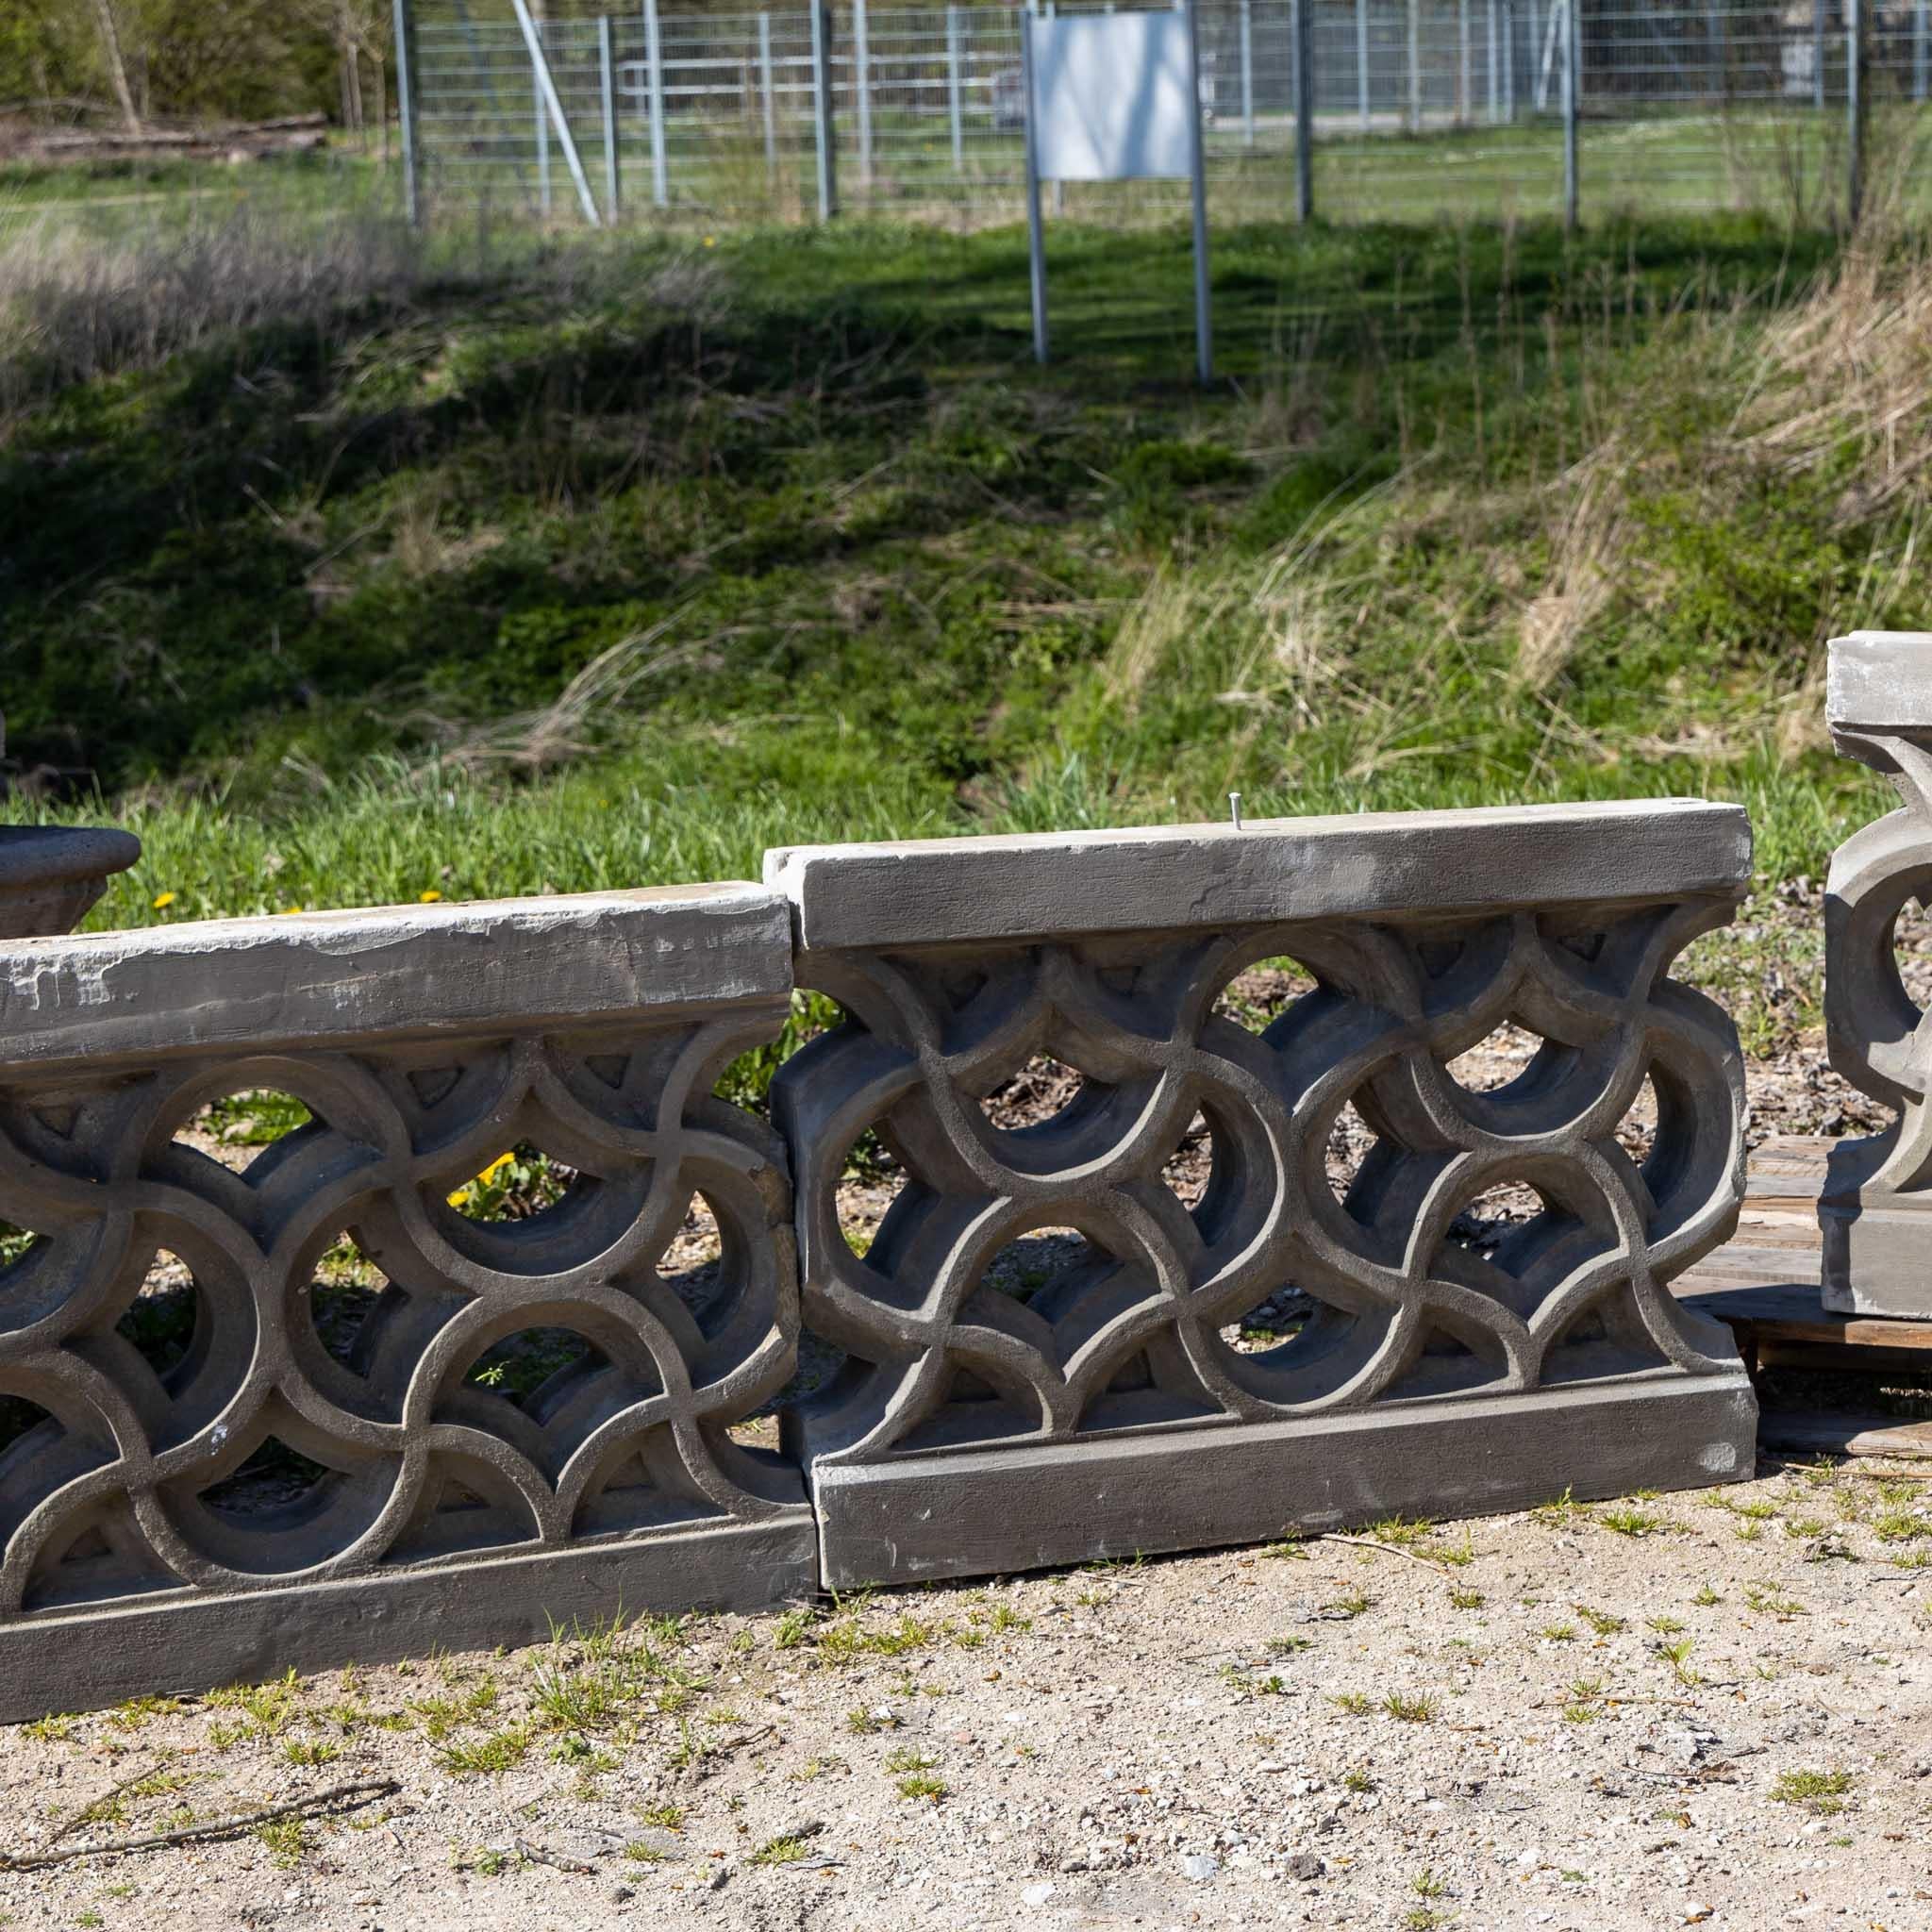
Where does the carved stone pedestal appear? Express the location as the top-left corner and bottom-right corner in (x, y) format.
(1820, 631), (1932, 1317)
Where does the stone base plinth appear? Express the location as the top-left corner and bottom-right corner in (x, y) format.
(1821, 1192), (1932, 1318)
(802, 1374), (1758, 1591)
(0, 1515), (817, 1724)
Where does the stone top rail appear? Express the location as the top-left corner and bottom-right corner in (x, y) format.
(763, 799), (1753, 951)
(0, 883), (791, 1074)
(1826, 629), (1932, 742)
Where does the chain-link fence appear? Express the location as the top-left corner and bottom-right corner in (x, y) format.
(399, 0), (1932, 230)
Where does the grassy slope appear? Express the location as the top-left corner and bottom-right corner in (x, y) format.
(4, 199), (1921, 941)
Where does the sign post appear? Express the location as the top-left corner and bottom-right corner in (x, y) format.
(1023, 13), (1048, 363)
(1183, 0), (1211, 386)
(1023, 0), (1213, 384)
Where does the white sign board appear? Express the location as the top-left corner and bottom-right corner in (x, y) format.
(1030, 13), (1194, 183)
(1022, 3), (1211, 384)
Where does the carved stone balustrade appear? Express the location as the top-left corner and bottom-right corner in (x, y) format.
(1821, 631), (1932, 1317)
(767, 804), (1758, 1588)
(0, 801), (1762, 1715)
(0, 886), (813, 1717)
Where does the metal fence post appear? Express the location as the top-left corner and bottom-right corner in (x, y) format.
(1184, 0), (1212, 387)
(1407, 0), (1421, 130)
(1561, 0), (1577, 229)
(510, 0), (601, 224)
(534, 17), (552, 212)
(758, 11), (777, 169)
(644, 0), (669, 207)
(810, 0), (838, 219)
(1848, 0), (1866, 227)
(1357, 0), (1372, 128)
(1022, 8), (1046, 362)
(854, 0), (874, 190)
(1487, 0), (1499, 120)
(391, 0), (421, 225)
(1813, 0), (1826, 113)
(1295, 0), (1315, 220)
(598, 15), (621, 218)
(1919, 0), (1929, 103)
(946, 4), (964, 168)
(1241, 0), (1255, 145)
(1458, 0), (1470, 122)
(1502, 0), (1514, 116)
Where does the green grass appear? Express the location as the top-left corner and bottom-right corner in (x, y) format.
(1769, 1766), (1856, 1815)
(5, 181), (1923, 957)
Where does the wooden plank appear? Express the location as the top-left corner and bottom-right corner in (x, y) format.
(1757, 1409), (1932, 1459)
(1677, 1251), (1824, 1293)
(1685, 1277), (1932, 1351)
(1743, 1135), (1832, 1201)
(1757, 1340), (1932, 1373)
(1724, 1212), (1828, 1251)
(1682, 1282), (1932, 1377)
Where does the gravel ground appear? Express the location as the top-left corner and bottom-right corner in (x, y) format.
(6, 1463), (1932, 1932)
(7, 888), (1932, 1929)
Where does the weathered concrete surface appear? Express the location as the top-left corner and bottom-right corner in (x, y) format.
(1818, 632), (1932, 1316)
(0, 824), (142, 941)
(0, 882), (791, 1072)
(1826, 628), (1932, 737)
(808, 1375), (1757, 1590)
(774, 807), (1756, 1588)
(765, 799), (1752, 951)
(0, 887), (806, 1715)
(0, 1518), (815, 1724)
(0, 806), (1767, 1702)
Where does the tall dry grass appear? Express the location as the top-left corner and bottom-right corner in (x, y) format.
(1741, 241), (1932, 525)
(0, 202), (430, 408)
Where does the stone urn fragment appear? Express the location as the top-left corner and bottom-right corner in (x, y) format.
(0, 714), (141, 939)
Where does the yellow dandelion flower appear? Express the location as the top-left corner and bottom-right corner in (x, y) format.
(703, 235), (716, 247)
(275, 906), (306, 916)
(447, 1151), (516, 1207)
(151, 891), (177, 910)
(420, 889), (443, 903)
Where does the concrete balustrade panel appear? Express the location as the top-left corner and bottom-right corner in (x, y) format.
(0, 886), (813, 1719)
(767, 804), (1759, 1589)
(1821, 631), (1932, 1316)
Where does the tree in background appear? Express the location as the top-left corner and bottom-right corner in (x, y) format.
(295, 0), (391, 152)
(1, 0), (375, 130)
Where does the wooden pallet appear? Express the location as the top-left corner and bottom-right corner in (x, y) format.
(1675, 1136), (1932, 1457)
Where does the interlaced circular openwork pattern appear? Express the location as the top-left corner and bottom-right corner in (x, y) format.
(0, 1019), (798, 1614)
(1824, 730), (1932, 1194)
(776, 901), (1745, 1465)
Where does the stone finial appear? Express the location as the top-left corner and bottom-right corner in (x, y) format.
(0, 707), (142, 939)
(1820, 631), (1932, 1315)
